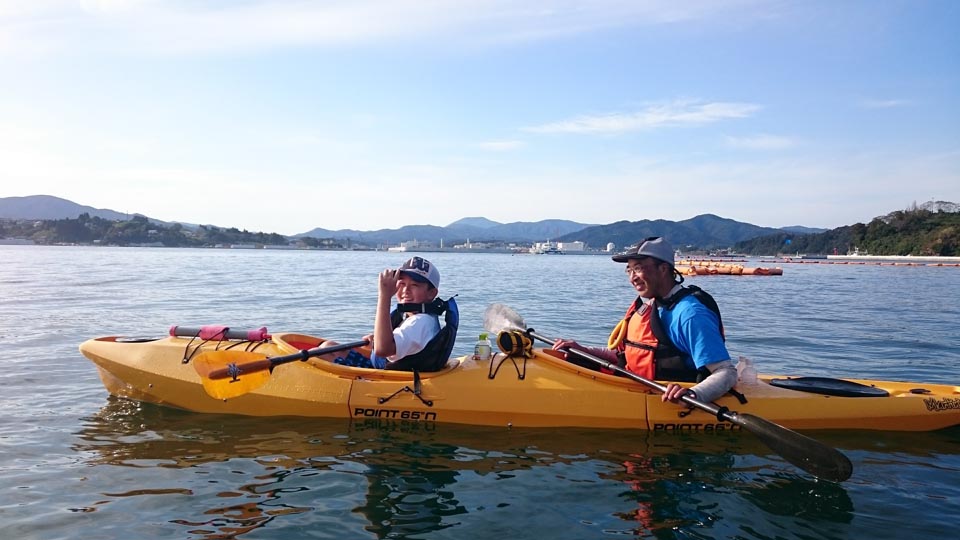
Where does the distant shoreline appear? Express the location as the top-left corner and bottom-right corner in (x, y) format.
(826, 254), (960, 263)
(0, 241), (615, 255)
(4, 242), (958, 261)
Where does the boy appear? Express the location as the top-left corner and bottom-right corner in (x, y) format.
(327, 256), (456, 371)
(368, 256), (442, 367)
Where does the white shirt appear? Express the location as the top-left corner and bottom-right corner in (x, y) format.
(388, 312), (441, 362)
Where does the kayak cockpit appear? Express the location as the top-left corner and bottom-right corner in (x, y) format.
(271, 333), (463, 380)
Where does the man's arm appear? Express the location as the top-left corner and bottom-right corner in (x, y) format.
(551, 339), (620, 363)
(663, 300), (735, 403)
(688, 360), (738, 403)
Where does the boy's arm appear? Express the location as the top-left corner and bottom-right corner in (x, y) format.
(372, 269), (399, 357)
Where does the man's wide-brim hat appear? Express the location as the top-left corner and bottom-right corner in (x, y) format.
(399, 256), (440, 289)
(611, 236), (675, 267)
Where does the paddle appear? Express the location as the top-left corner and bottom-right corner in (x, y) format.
(193, 339), (369, 400)
(483, 303), (853, 482)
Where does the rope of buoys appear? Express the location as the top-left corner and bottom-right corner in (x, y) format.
(675, 263), (782, 276)
(681, 258), (958, 272)
(676, 258), (747, 264)
(759, 259), (960, 267)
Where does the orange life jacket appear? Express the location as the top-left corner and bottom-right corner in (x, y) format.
(614, 286), (723, 382)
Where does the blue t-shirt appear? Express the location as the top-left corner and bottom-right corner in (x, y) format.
(656, 294), (730, 370)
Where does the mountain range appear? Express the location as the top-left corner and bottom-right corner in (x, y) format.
(0, 193), (886, 250)
(295, 217), (594, 245)
(556, 215), (808, 250)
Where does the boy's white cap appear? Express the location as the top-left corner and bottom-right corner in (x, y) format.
(398, 256), (440, 289)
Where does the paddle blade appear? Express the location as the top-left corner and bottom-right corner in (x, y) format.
(733, 413), (853, 482)
(483, 303), (526, 334)
(194, 350), (272, 400)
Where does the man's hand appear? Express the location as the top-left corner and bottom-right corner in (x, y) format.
(662, 383), (695, 403)
(551, 338), (580, 353)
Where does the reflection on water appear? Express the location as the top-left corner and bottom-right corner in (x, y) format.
(69, 400), (960, 539)
(353, 438), (467, 538)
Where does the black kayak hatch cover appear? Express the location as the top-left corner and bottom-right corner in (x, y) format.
(769, 376), (890, 398)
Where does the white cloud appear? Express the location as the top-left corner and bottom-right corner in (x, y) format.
(724, 133), (796, 150)
(859, 98), (912, 109)
(0, 0), (777, 56)
(477, 140), (525, 151)
(524, 99), (762, 135)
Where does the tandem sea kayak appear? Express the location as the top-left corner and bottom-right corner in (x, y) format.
(79, 329), (960, 432)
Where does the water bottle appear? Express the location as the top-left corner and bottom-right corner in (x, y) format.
(737, 356), (758, 385)
(473, 332), (492, 361)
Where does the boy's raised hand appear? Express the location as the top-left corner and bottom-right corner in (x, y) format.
(378, 268), (400, 297)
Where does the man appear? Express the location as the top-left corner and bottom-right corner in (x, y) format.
(553, 237), (737, 404)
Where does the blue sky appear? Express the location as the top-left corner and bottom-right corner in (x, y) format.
(1, 1), (957, 236)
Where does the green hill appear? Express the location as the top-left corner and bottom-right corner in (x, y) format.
(556, 214), (782, 250)
(734, 208), (959, 256)
(0, 214), (292, 248)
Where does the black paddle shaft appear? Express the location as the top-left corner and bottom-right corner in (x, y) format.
(208, 339), (369, 380)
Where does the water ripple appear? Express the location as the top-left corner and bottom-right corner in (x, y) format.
(1, 246), (959, 539)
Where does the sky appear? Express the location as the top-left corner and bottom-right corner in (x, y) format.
(1, 0), (958, 236)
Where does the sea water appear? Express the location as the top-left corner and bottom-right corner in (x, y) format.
(1, 245), (958, 539)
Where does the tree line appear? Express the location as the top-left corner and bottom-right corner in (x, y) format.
(734, 209), (959, 256)
(0, 213), (345, 248)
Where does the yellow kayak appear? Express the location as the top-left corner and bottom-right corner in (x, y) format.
(79, 331), (960, 432)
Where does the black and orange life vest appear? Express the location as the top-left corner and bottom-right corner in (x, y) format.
(613, 286), (723, 382)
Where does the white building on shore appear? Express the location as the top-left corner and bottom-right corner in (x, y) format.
(558, 241), (585, 252)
